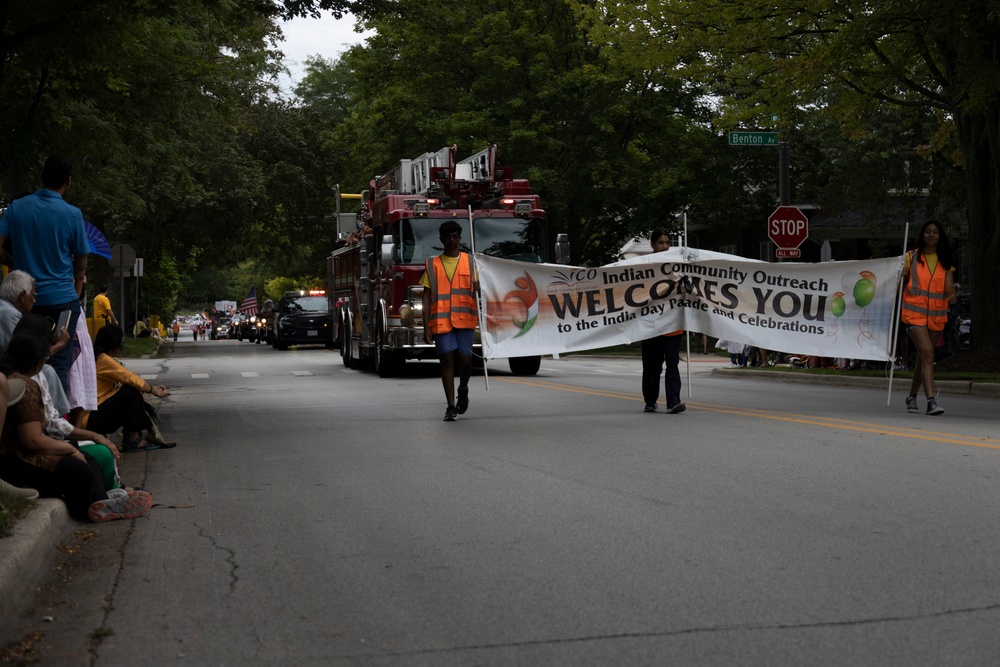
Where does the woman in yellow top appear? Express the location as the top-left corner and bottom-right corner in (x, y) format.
(900, 220), (956, 416)
(84, 324), (175, 451)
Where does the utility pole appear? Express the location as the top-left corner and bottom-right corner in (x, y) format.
(779, 141), (791, 206)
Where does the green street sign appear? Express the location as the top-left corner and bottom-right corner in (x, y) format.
(729, 131), (779, 146)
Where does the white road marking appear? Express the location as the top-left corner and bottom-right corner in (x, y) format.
(291, 371), (313, 376)
(191, 373), (209, 379)
(241, 372), (260, 378)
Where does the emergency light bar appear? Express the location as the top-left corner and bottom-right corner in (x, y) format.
(501, 198), (533, 214)
(409, 198), (440, 214)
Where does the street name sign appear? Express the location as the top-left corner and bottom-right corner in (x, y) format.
(729, 131), (779, 146)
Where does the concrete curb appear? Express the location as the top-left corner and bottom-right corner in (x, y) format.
(0, 499), (74, 626)
(711, 368), (1000, 399)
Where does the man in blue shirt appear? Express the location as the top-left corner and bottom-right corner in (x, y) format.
(0, 155), (89, 392)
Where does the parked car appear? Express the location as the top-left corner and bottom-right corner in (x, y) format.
(272, 290), (333, 350)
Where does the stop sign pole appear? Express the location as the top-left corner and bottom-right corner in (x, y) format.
(768, 206), (808, 259)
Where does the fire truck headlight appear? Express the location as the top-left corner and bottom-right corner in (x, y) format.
(400, 305), (416, 328)
(404, 286), (425, 326)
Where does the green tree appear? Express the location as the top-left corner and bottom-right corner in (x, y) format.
(584, 0), (999, 350)
(325, 0), (733, 265)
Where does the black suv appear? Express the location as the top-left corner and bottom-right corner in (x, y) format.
(211, 317), (231, 340)
(272, 290), (334, 350)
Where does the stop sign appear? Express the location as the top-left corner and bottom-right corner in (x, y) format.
(768, 206), (808, 249)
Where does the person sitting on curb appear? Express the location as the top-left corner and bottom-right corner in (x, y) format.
(0, 373), (36, 499)
(13, 314), (124, 492)
(0, 317), (152, 522)
(83, 325), (175, 452)
(0, 270), (73, 418)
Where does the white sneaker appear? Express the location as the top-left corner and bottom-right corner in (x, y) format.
(0, 478), (39, 500)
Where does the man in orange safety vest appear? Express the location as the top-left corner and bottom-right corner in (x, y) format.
(421, 220), (478, 422)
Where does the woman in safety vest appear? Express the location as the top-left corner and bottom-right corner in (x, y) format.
(900, 220), (956, 416)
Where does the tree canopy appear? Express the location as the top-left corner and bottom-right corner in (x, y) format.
(0, 0), (992, 354)
(582, 0), (999, 348)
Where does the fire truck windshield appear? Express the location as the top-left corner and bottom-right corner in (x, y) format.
(391, 216), (547, 264)
(472, 216), (547, 263)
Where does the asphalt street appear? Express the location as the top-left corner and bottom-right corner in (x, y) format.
(2, 340), (999, 666)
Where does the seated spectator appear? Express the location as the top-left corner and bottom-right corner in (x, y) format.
(0, 317), (152, 522)
(0, 270), (72, 416)
(14, 314), (123, 491)
(133, 318), (147, 338)
(84, 325), (176, 452)
(0, 374), (36, 499)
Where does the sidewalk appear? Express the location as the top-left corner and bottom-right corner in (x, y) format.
(712, 366), (1000, 398)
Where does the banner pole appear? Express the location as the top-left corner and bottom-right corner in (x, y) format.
(469, 206), (489, 391)
(887, 223), (910, 405)
(681, 213), (692, 397)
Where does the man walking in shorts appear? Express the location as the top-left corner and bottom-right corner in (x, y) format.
(421, 221), (478, 422)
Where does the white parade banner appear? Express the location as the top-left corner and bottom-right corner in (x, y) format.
(477, 248), (903, 362)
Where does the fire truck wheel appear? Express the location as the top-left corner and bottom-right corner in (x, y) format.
(375, 327), (397, 378)
(508, 355), (541, 376)
(341, 319), (352, 368)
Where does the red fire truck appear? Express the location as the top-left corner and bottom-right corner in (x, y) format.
(329, 145), (569, 377)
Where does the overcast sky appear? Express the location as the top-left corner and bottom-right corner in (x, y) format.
(277, 10), (372, 92)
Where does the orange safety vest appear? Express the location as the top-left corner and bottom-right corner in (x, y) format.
(425, 253), (478, 334)
(901, 250), (948, 330)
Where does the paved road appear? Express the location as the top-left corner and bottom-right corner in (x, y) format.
(6, 340), (1000, 666)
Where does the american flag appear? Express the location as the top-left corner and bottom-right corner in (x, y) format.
(239, 285), (257, 316)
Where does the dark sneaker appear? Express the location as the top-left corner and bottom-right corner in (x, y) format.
(905, 394), (918, 413)
(444, 405), (458, 422)
(644, 404), (657, 413)
(926, 398), (944, 416)
(668, 402), (687, 414)
(456, 386), (469, 414)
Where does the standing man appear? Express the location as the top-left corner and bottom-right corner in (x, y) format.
(641, 229), (686, 414)
(94, 284), (117, 330)
(421, 220), (478, 422)
(0, 155), (89, 393)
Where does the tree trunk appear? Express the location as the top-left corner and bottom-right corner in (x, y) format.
(955, 105), (1000, 354)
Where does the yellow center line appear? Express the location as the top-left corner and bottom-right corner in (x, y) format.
(497, 377), (998, 450)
